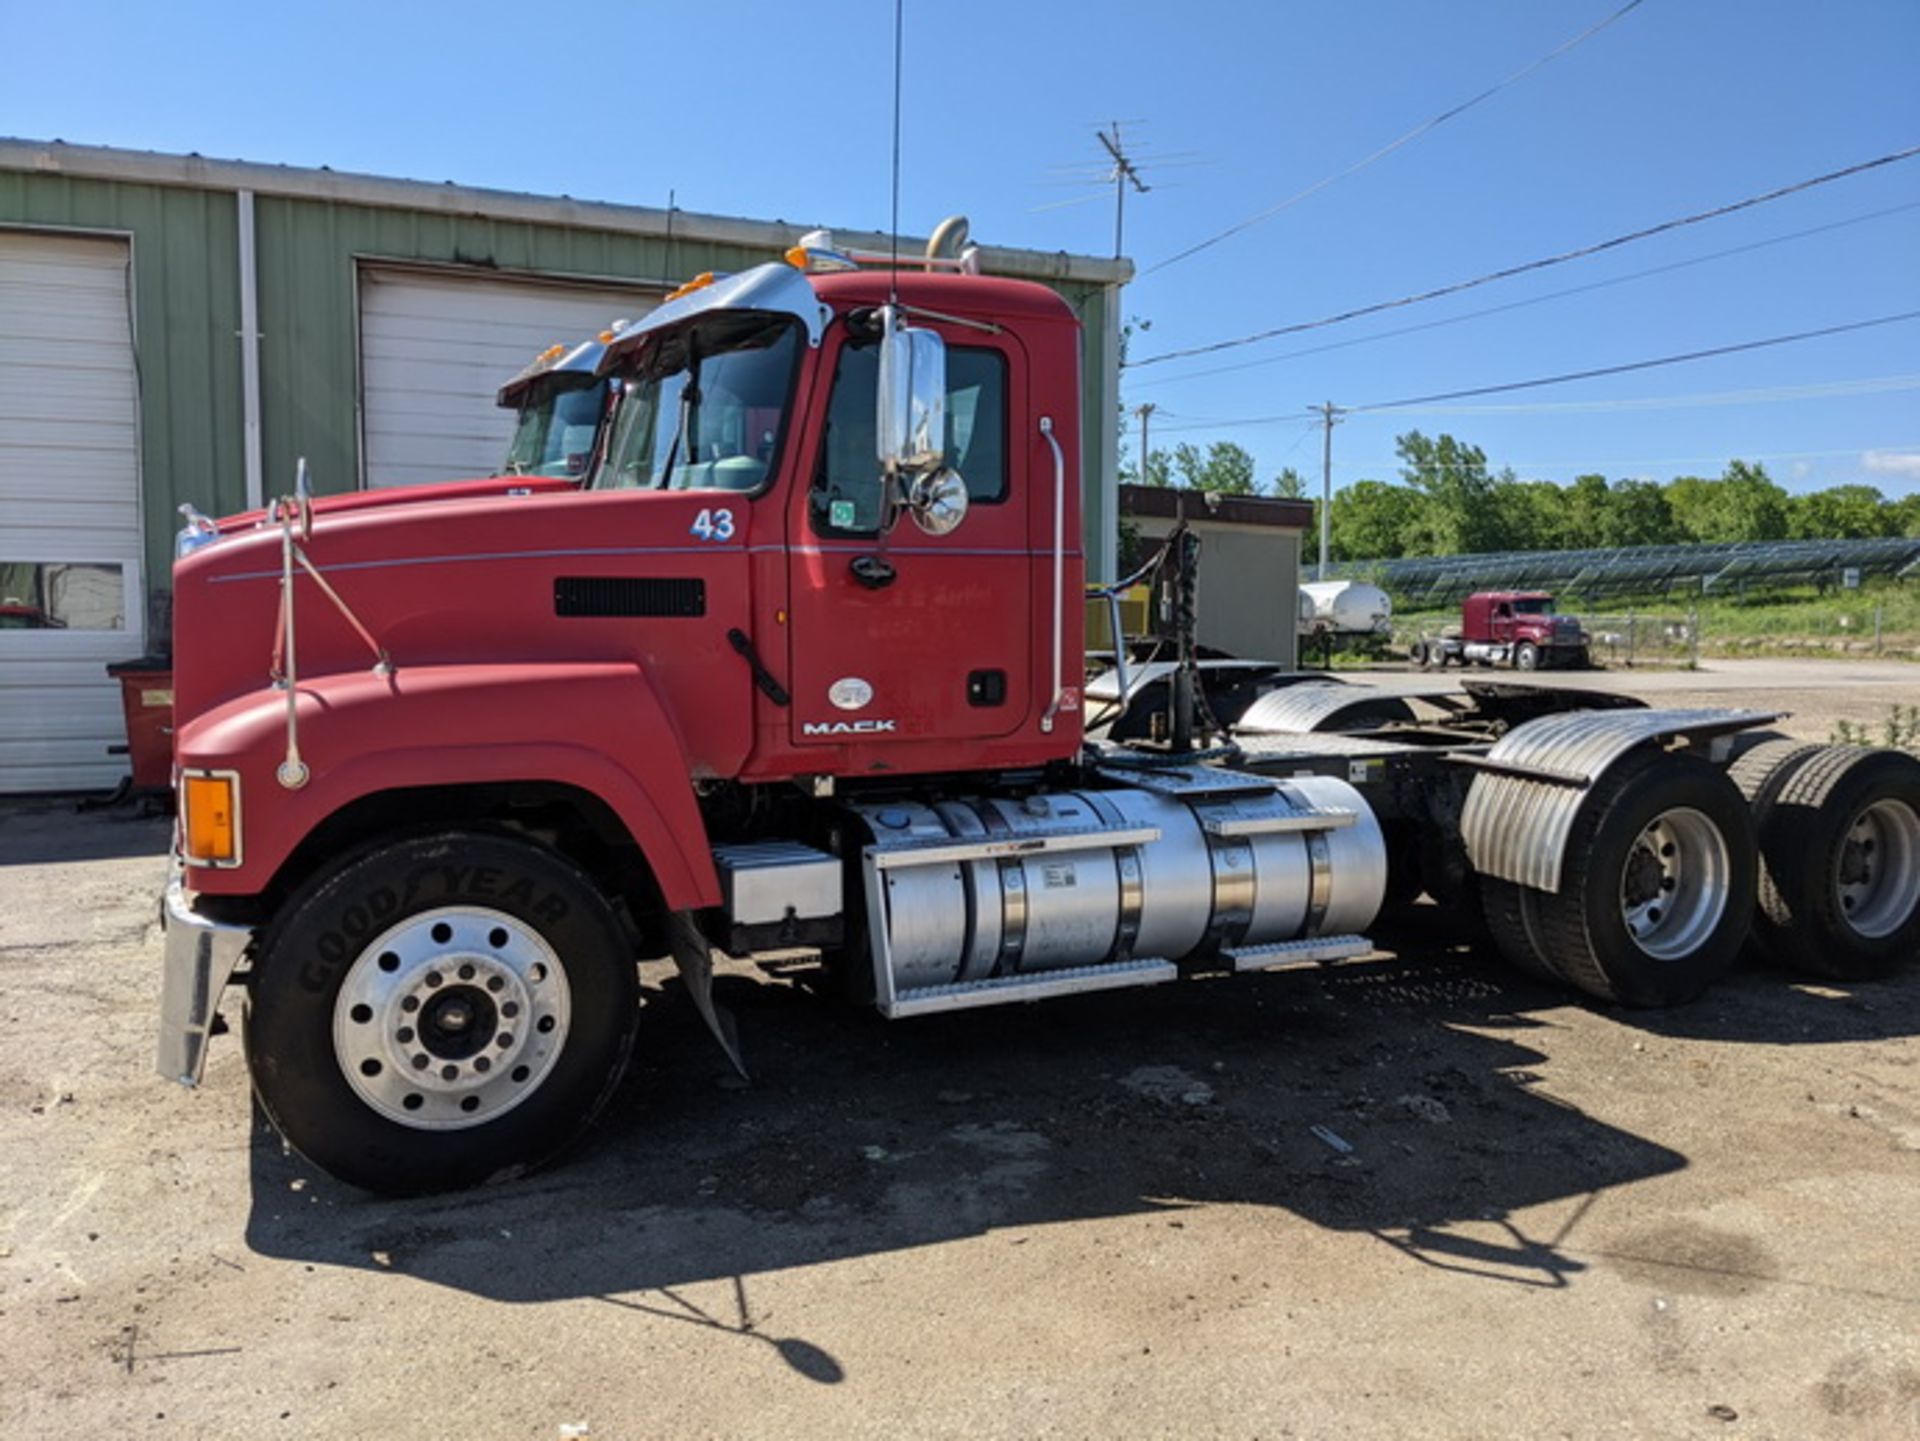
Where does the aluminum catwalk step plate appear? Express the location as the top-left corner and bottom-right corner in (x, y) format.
(1221, 933), (1373, 972)
(885, 958), (1179, 1018)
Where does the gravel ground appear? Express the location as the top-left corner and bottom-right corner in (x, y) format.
(2, 665), (1917, 1440)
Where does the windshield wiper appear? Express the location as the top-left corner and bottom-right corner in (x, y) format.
(657, 341), (701, 488)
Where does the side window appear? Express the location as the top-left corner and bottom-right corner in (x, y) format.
(810, 342), (1009, 538)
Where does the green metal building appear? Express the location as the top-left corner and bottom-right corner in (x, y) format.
(0, 139), (1129, 791)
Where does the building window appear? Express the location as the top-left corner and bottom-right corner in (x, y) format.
(0, 562), (127, 630)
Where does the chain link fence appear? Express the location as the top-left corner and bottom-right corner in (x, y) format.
(1394, 600), (1913, 668)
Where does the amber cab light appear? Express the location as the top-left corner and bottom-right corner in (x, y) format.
(181, 771), (242, 867)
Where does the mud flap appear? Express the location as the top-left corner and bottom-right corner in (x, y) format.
(668, 910), (750, 1081)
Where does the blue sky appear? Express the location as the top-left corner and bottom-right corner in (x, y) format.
(6, 0), (1917, 497)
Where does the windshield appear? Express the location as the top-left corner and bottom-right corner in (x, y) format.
(503, 375), (610, 478)
(1511, 598), (1553, 615)
(592, 314), (800, 493)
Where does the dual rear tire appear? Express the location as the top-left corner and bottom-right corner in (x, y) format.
(1483, 750), (1755, 1007)
(1732, 741), (1920, 980)
(1482, 741), (1920, 1003)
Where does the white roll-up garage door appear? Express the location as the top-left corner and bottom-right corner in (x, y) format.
(358, 267), (657, 490)
(0, 230), (144, 794)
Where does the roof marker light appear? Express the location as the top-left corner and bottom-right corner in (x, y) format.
(664, 272), (717, 302)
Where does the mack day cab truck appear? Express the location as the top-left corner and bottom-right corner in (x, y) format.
(1412, 590), (1591, 672)
(157, 238), (1920, 1196)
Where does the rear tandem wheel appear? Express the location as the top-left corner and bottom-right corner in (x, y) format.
(1479, 749), (1757, 1008)
(1738, 743), (1920, 980)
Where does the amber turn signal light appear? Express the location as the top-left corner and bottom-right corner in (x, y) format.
(181, 772), (240, 866)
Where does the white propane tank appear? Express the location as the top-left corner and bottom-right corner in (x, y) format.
(1297, 581), (1392, 637)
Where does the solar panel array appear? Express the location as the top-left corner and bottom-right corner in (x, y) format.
(1333, 537), (1920, 607)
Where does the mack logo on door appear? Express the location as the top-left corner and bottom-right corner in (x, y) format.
(801, 719), (898, 737)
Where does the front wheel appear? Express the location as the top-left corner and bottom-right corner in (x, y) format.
(1514, 642), (1541, 671)
(245, 831), (639, 1194)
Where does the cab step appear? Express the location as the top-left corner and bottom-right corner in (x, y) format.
(1222, 933), (1373, 972)
(884, 957), (1178, 1018)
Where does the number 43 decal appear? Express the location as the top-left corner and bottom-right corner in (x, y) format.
(690, 508), (736, 542)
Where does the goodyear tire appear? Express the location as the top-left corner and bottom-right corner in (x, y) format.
(1530, 750), (1756, 1008)
(245, 830), (639, 1195)
(1748, 746), (1920, 980)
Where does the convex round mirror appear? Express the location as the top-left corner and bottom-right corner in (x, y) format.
(907, 468), (969, 536)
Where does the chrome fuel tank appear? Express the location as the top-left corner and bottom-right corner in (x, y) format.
(852, 774), (1386, 992)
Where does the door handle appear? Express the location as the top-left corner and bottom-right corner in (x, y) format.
(849, 555), (897, 591)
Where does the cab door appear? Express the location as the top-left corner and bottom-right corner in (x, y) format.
(783, 326), (1032, 747)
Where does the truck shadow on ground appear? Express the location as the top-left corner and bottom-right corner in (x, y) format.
(0, 798), (171, 866)
(242, 938), (1919, 1338)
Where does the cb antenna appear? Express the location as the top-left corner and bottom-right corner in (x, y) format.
(888, 0), (904, 308)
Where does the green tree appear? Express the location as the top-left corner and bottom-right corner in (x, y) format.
(1898, 492), (1920, 538)
(1330, 480), (1425, 560)
(1564, 473), (1612, 546)
(1663, 474), (1714, 542)
(1789, 484), (1898, 540)
(1395, 431), (1506, 554)
(1719, 460), (1791, 541)
(1271, 466), (1308, 500)
(1169, 440), (1259, 495)
(1499, 478), (1575, 552)
(1664, 462), (1791, 543)
(1606, 478), (1683, 547)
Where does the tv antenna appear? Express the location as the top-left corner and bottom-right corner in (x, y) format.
(1096, 121), (1150, 260)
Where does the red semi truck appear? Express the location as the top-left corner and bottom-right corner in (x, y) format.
(158, 241), (1920, 1195)
(1414, 590), (1590, 671)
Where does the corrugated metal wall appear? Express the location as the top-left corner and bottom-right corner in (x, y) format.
(1, 170), (1117, 625)
(0, 171), (244, 621)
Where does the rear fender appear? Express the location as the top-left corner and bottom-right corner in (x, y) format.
(176, 662), (719, 909)
(1459, 707), (1780, 894)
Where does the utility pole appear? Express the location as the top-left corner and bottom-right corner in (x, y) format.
(1135, 401), (1156, 486)
(1097, 122), (1149, 260)
(1313, 401), (1343, 580)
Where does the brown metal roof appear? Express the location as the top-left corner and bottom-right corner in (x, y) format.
(1119, 484), (1312, 531)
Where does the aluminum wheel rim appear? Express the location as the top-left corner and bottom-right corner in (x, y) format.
(1838, 797), (1920, 940)
(1618, 806), (1730, 961)
(332, 905), (572, 1131)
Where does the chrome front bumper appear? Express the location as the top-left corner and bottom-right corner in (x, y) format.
(157, 872), (254, 1086)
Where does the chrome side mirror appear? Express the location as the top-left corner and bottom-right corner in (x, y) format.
(875, 307), (946, 476)
(906, 469), (969, 536)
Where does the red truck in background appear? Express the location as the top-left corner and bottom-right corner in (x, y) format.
(154, 236), (1920, 1198)
(1413, 590), (1590, 671)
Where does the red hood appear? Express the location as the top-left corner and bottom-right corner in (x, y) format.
(214, 473), (579, 533)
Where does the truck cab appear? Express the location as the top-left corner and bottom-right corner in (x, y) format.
(1425, 590), (1589, 671)
(496, 326), (628, 481)
(159, 241), (1914, 1201)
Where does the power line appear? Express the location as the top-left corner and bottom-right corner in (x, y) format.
(1353, 310), (1920, 412)
(1148, 313), (1920, 435)
(1326, 444), (1920, 476)
(1365, 373), (1920, 417)
(1151, 373), (1920, 433)
(1146, 0), (1650, 275)
(1129, 144), (1920, 368)
(1128, 197), (1920, 389)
